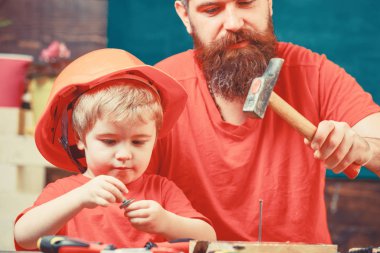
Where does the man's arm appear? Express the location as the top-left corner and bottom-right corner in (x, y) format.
(352, 112), (380, 176)
(305, 112), (380, 177)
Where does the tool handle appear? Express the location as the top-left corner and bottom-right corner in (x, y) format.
(38, 235), (115, 253)
(269, 91), (360, 179)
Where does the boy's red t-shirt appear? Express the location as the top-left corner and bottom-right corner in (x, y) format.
(15, 174), (210, 250)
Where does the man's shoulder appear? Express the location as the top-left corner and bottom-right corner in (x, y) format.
(278, 42), (326, 67)
(155, 49), (197, 81)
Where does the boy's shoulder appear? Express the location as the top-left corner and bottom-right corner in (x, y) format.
(141, 174), (182, 192)
(142, 173), (172, 183)
(44, 173), (87, 192)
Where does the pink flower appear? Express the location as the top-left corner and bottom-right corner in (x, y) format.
(39, 41), (71, 63)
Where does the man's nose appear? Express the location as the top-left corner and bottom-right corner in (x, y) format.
(223, 7), (244, 32)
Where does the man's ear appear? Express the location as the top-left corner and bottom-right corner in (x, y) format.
(268, 0), (273, 16)
(175, 1), (193, 34)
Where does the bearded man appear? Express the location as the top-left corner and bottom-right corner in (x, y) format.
(148, 0), (380, 243)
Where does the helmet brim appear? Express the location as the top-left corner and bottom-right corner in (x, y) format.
(34, 49), (187, 172)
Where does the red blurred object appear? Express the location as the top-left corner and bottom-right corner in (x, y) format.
(149, 240), (189, 253)
(0, 53), (33, 107)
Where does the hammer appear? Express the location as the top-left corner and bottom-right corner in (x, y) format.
(243, 58), (360, 179)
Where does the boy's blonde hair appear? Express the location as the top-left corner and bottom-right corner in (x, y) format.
(72, 81), (163, 142)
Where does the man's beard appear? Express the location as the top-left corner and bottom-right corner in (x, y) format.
(194, 20), (277, 102)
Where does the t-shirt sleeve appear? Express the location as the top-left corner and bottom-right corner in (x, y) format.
(14, 181), (69, 251)
(318, 55), (380, 125)
(160, 178), (213, 226)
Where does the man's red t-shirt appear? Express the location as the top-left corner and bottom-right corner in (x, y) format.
(150, 42), (380, 243)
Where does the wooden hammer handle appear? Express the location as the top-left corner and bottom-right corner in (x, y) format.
(269, 91), (360, 179)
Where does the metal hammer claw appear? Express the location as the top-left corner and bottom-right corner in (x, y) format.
(243, 58), (360, 179)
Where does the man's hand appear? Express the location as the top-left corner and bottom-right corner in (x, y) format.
(75, 175), (128, 209)
(123, 200), (168, 234)
(304, 120), (373, 174)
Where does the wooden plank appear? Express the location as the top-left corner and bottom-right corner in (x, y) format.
(190, 241), (338, 253)
(325, 180), (380, 253)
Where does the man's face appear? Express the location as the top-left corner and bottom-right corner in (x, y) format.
(183, 0), (273, 46)
(176, 0), (277, 101)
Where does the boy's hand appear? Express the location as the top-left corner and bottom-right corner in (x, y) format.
(123, 200), (168, 234)
(75, 175), (128, 209)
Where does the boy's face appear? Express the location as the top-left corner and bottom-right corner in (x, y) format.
(77, 117), (157, 185)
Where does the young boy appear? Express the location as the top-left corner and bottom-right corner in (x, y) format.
(14, 48), (216, 250)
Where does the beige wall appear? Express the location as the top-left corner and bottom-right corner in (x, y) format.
(0, 1), (106, 248)
(0, 108), (48, 250)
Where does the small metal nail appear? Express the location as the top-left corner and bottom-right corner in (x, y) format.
(119, 198), (135, 209)
(258, 199), (263, 243)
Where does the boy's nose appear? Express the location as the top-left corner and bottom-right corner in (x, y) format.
(115, 146), (132, 161)
(223, 8), (244, 32)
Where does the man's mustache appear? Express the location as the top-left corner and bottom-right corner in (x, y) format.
(212, 30), (264, 50)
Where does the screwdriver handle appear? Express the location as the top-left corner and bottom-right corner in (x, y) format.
(38, 235), (115, 253)
(269, 91), (360, 179)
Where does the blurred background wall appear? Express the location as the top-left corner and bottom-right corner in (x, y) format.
(0, 1), (379, 252)
(0, 0), (107, 250)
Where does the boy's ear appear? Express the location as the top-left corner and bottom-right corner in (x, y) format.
(175, 1), (193, 34)
(77, 140), (85, 150)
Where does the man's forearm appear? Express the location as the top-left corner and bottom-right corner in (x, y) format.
(363, 137), (380, 177)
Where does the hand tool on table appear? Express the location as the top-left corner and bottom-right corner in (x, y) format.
(348, 246), (380, 253)
(38, 236), (116, 253)
(242, 58), (360, 179)
(38, 235), (189, 253)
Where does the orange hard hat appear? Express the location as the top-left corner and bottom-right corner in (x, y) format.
(34, 48), (187, 172)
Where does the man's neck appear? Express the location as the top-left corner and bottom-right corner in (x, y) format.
(214, 95), (247, 125)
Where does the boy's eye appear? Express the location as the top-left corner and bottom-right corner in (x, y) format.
(101, 139), (116, 145)
(132, 140), (146, 146)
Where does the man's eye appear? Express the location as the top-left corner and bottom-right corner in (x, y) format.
(202, 6), (220, 15)
(238, 0), (254, 6)
(205, 7), (218, 14)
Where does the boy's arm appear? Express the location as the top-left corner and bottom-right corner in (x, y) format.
(14, 187), (85, 249)
(159, 211), (217, 241)
(125, 200), (216, 241)
(14, 175), (127, 249)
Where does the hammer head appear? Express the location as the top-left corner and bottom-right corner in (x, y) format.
(243, 58), (284, 118)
